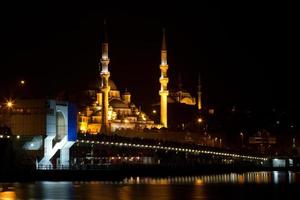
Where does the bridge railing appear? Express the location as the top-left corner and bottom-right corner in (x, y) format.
(37, 165), (71, 170)
(76, 134), (269, 162)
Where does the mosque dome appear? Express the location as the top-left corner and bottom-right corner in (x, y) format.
(110, 99), (128, 108)
(108, 79), (118, 90)
(88, 79), (118, 91)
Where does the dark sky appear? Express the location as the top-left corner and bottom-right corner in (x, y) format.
(0, 1), (298, 110)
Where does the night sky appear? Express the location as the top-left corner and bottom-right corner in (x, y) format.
(0, 1), (298, 110)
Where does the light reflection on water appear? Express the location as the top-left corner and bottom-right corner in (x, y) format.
(106, 171), (297, 185)
(0, 171), (299, 200)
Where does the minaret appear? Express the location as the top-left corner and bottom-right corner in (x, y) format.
(100, 20), (110, 133)
(197, 73), (202, 110)
(159, 28), (169, 128)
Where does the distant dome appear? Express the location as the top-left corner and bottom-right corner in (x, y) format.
(110, 99), (128, 108)
(88, 79), (118, 91)
(108, 79), (118, 90)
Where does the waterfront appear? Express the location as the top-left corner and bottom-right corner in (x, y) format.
(1, 171), (299, 199)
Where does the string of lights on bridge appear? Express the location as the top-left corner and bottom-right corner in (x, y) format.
(76, 139), (268, 162)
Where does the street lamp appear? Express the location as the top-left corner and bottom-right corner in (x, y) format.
(240, 132), (244, 147)
(6, 101), (13, 108)
(197, 117), (203, 123)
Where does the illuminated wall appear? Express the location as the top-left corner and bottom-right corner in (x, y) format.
(39, 100), (77, 169)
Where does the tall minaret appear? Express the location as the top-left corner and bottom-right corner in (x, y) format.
(100, 20), (110, 133)
(159, 28), (169, 128)
(197, 73), (202, 111)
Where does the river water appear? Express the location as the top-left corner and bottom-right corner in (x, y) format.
(1, 171), (299, 199)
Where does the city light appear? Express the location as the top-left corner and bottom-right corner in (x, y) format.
(6, 101), (13, 108)
(152, 109), (157, 114)
(20, 80), (25, 85)
(197, 118), (203, 123)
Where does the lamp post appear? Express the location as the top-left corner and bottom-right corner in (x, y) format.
(197, 117), (207, 132)
(240, 132), (244, 148)
(0, 99), (14, 128)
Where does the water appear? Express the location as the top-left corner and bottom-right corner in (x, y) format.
(1, 171), (299, 200)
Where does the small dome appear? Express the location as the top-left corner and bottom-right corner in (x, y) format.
(110, 99), (128, 108)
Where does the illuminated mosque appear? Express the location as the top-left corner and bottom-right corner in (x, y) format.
(78, 24), (202, 134)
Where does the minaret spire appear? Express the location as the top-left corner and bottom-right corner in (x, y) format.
(100, 20), (111, 133)
(159, 28), (169, 128)
(197, 73), (202, 110)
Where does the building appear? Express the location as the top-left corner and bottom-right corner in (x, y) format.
(78, 25), (204, 133)
(78, 23), (161, 134)
(79, 79), (161, 133)
(153, 30), (203, 130)
(168, 74), (197, 106)
(248, 130), (276, 154)
(0, 99), (77, 169)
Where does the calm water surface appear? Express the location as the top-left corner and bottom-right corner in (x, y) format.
(1, 171), (300, 200)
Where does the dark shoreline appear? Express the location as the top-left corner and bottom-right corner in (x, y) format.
(1, 165), (299, 182)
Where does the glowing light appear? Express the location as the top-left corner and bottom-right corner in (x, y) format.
(108, 108), (115, 120)
(195, 179), (204, 185)
(152, 109), (157, 114)
(20, 80), (25, 85)
(197, 118), (203, 123)
(0, 191), (17, 199)
(6, 101), (13, 108)
(79, 123), (87, 133)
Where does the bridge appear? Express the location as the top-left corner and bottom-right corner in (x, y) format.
(37, 133), (269, 170)
(75, 137), (267, 162)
